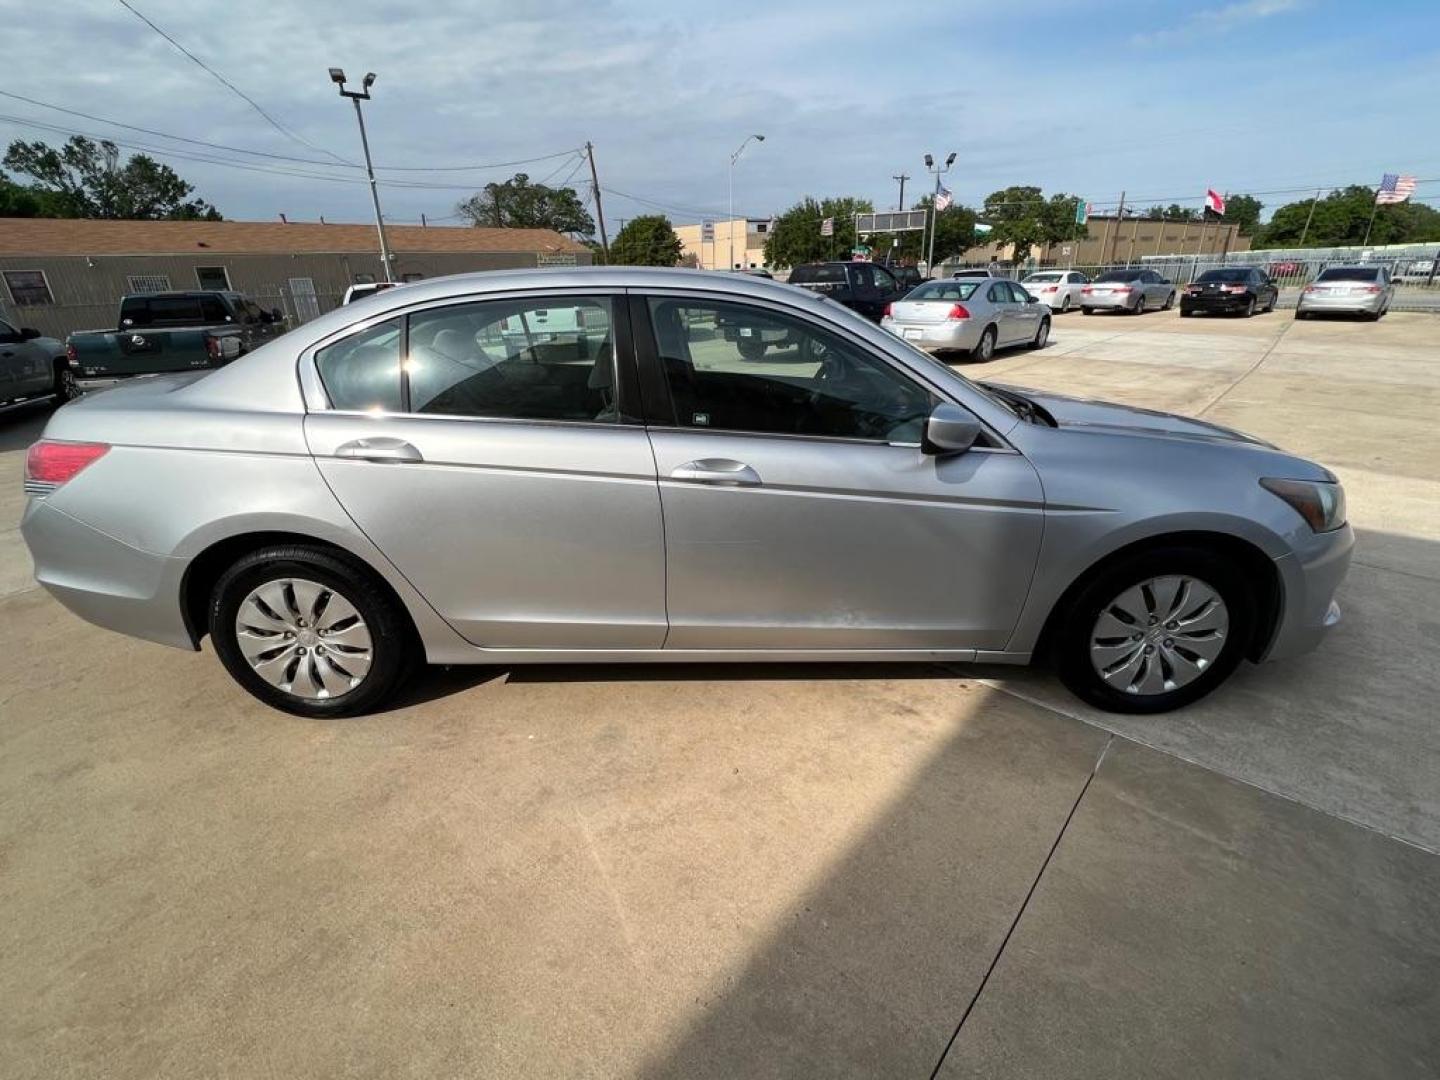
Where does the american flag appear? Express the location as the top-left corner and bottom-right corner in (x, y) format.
(935, 187), (953, 211)
(1375, 173), (1417, 205)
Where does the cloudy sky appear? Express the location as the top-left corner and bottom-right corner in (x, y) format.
(2, 0), (1437, 227)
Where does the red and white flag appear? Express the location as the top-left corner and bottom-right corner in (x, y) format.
(1204, 189), (1226, 215)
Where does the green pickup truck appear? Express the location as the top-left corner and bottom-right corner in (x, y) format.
(65, 291), (287, 389)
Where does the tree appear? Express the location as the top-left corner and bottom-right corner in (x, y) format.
(610, 214), (682, 266)
(980, 186), (1078, 263)
(455, 172), (594, 236)
(3, 136), (221, 220)
(1145, 204), (1199, 222)
(894, 194), (978, 267)
(1224, 194), (1263, 237)
(763, 195), (874, 269)
(1257, 185), (1440, 248)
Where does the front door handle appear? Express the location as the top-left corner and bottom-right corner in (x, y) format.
(334, 437), (423, 464)
(670, 459), (762, 486)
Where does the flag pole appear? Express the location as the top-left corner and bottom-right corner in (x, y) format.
(1298, 189), (1321, 246)
(1362, 195), (1381, 247)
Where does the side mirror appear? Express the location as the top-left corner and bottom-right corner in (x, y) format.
(20, 327), (42, 340)
(922, 403), (982, 456)
(271, 307), (283, 321)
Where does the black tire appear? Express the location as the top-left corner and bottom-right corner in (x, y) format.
(1053, 545), (1255, 714)
(1130, 296), (1145, 315)
(1081, 307), (1095, 316)
(737, 337), (768, 361)
(970, 325), (997, 361)
(52, 359), (79, 403)
(1060, 295), (1071, 313)
(209, 544), (418, 718)
(1242, 297), (1256, 318)
(1265, 291), (1277, 313)
(1295, 310), (1308, 320)
(1180, 308), (1194, 318)
(1162, 291), (1175, 311)
(1028, 318), (1050, 350)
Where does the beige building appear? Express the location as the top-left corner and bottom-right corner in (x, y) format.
(960, 215), (1250, 268)
(675, 218), (771, 271)
(0, 217), (591, 339)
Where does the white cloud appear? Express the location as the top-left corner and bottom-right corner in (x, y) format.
(1131, 0), (1303, 46)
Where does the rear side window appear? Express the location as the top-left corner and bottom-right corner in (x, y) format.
(315, 318), (404, 412)
(120, 295), (230, 326)
(791, 265), (847, 284)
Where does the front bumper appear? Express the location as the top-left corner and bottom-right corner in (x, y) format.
(1262, 521), (1354, 663)
(1296, 291), (1385, 314)
(880, 318), (983, 351)
(20, 498), (195, 650)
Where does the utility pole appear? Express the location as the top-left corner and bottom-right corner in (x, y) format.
(1107, 190), (1126, 265)
(584, 141), (610, 265)
(328, 68), (393, 282)
(1298, 189), (1321, 246)
(892, 172), (910, 211)
(923, 151), (956, 275)
(728, 134), (765, 271)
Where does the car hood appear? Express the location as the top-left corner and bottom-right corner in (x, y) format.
(984, 383), (1276, 449)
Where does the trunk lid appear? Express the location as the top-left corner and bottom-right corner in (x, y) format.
(890, 300), (956, 324)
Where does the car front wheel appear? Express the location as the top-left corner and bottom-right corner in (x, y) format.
(1054, 546), (1254, 714)
(209, 544), (417, 717)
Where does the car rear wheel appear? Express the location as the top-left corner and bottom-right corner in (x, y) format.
(1060, 295), (1071, 313)
(1130, 296), (1145, 315)
(1029, 318), (1050, 350)
(1054, 546), (1254, 714)
(1265, 291), (1277, 313)
(971, 325), (997, 361)
(1081, 307), (1094, 316)
(1162, 291), (1174, 310)
(52, 360), (79, 403)
(209, 545), (417, 718)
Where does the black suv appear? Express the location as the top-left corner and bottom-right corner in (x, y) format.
(1180, 268), (1279, 317)
(787, 261), (909, 322)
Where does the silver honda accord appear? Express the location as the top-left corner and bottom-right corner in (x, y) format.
(21, 268), (1352, 717)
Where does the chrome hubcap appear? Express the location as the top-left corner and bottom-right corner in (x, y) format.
(234, 578), (373, 700)
(1089, 575), (1228, 696)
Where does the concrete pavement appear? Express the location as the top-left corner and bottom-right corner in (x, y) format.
(2, 310), (1439, 1077)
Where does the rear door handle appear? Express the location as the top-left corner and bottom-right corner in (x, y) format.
(334, 437), (423, 464)
(669, 459), (761, 486)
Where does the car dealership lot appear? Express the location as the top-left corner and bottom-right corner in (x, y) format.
(3, 311), (1439, 1078)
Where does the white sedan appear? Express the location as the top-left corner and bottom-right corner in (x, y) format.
(1021, 270), (1089, 313)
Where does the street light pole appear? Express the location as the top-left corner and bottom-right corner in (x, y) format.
(728, 134), (765, 272)
(923, 151), (956, 275)
(329, 68), (393, 283)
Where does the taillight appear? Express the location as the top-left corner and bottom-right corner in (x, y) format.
(205, 335), (222, 361)
(883, 302), (893, 318)
(24, 440), (109, 492)
(1039, 286), (1057, 293)
(65, 342), (80, 368)
(1361, 285), (1382, 294)
(1184, 285), (1201, 294)
(946, 304), (971, 320)
(1303, 285), (1318, 293)
(1081, 286), (1093, 294)
(1112, 286), (1132, 293)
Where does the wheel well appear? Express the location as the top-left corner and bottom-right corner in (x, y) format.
(179, 531), (418, 648)
(1034, 531), (1282, 663)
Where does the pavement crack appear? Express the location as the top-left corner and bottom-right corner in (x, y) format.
(927, 734), (1114, 1080)
(1195, 320), (1293, 417)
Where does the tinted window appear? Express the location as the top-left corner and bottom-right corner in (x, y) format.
(1094, 270), (1142, 283)
(407, 297), (616, 422)
(1068, 272), (1086, 283)
(1197, 269), (1251, 283)
(907, 281), (980, 301)
(316, 318), (403, 412)
(850, 264), (876, 289)
(872, 265), (899, 291)
(1316, 268), (1380, 282)
(121, 296), (216, 326)
(986, 283), (1010, 303)
(789, 265), (847, 284)
(648, 298), (936, 442)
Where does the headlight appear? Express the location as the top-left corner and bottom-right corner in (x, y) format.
(1260, 478), (1346, 532)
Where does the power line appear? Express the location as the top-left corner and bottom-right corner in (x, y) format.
(114, 0), (351, 165)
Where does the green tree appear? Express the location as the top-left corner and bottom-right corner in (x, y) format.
(1145, 203), (1200, 222)
(455, 172), (594, 236)
(1257, 186), (1440, 248)
(610, 214), (682, 266)
(980, 186), (1078, 263)
(3, 137), (221, 220)
(763, 195), (874, 269)
(1224, 194), (1263, 237)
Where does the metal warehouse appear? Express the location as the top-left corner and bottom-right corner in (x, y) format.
(0, 217), (592, 339)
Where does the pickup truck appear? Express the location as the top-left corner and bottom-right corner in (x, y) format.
(65, 291), (286, 388)
(1, 316), (75, 408)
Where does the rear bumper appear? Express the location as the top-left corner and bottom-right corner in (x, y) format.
(1262, 522), (1354, 663)
(880, 318), (982, 351)
(19, 498), (195, 650)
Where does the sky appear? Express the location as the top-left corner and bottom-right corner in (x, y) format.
(1, 0), (1437, 228)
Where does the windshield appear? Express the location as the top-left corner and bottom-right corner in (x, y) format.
(1316, 267), (1379, 282)
(905, 281), (980, 301)
(1095, 270), (1141, 283)
(1024, 273), (1063, 283)
(1197, 269), (1250, 283)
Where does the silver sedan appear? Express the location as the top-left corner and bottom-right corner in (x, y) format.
(881, 278), (1050, 360)
(22, 268), (1351, 717)
(1296, 266), (1394, 319)
(1080, 269), (1176, 314)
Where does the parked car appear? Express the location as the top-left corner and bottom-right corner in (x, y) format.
(1395, 259), (1437, 285)
(1, 317), (75, 408)
(788, 261), (907, 322)
(1295, 266), (1394, 320)
(65, 291), (286, 389)
(952, 269), (997, 280)
(881, 278), (1049, 360)
(21, 268), (1352, 719)
(1021, 270), (1090, 313)
(1180, 268), (1279, 317)
(342, 282), (401, 305)
(1080, 269), (1175, 314)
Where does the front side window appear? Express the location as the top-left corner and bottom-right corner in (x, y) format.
(987, 283), (1010, 304)
(647, 298), (936, 443)
(1005, 282), (1034, 303)
(407, 296), (616, 422)
(872, 265), (899, 291)
(315, 318), (404, 412)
